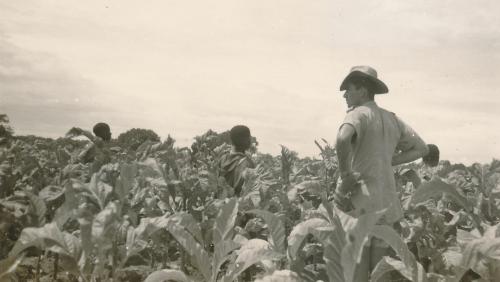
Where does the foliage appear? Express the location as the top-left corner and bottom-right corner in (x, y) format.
(1, 124), (499, 282)
(117, 128), (161, 151)
(0, 114), (14, 146)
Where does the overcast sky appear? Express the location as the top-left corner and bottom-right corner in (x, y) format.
(1, 0), (499, 164)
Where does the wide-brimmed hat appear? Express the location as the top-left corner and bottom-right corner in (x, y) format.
(339, 66), (388, 94)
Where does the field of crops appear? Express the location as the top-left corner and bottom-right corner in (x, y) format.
(1, 117), (500, 282)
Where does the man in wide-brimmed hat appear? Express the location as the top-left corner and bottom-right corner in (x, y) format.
(334, 66), (431, 281)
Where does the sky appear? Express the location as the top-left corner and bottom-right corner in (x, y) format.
(0, 0), (499, 164)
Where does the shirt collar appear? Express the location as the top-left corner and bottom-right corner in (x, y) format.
(347, 101), (377, 112)
(362, 101), (377, 107)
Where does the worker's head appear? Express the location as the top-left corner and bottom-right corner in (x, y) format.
(340, 66), (388, 107)
(230, 125), (252, 152)
(93, 122), (112, 141)
(342, 76), (376, 107)
(423, 144), (440, 167)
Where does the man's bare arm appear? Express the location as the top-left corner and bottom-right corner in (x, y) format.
(392, 138), (429, 166)
(336, 124), (356, 176)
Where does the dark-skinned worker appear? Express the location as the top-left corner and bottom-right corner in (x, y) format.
(74, 122), (114, 175)
(218, 125), (255, 197)
(334, 66), (430, 282)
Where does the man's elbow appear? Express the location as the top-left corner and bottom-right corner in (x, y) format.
(335, 134), (350, 151)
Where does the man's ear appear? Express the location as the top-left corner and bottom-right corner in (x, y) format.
(361, 87), (370, 99)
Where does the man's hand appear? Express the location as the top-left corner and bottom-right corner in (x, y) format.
(338, 171), (361, 195)
(422, 144), (439, 167)
(333, 171), (361, 212)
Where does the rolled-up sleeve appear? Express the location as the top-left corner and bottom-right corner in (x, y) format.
(395, 116), (425, 151)
(341, 109), (365, 139)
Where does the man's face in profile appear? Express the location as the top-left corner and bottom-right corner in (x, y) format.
(343, 83), (364, 108)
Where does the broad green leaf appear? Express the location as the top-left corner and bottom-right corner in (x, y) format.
(248, 209), (286, 253)
(54, 181), (78, 228)
(212, 240), (241, 281)
(71, 178), (100, 209)
(88, 174), (113, 209)
(483, 223), (500, 239)
(254, 270), (301, 282)
(139, 158), (165, 179)
(410, 178), (473, 212)
(371, 256), (404, 282)
(91, 201), (119, 240)
(25, 191), (47, 226)
(240, 166), (273, 201)
(135, 213), (203, 244)
(442, 248), (463, 270)
(320, 199), (343, 227)
(9, 222), (81, 274)
(461, 237), (500, 279)
(371, 225), (427, 282)
(340, 210), (384, 282)
(295, 180), (324, 197)
(371, 256), (427, 282)
(125, 226), (147, 260)
(144, 269), (190, 282)
(62, 232), (83, 262)
(311, 226), (345, 282)
(457, 229), (480, 248)
(38, 185), (65, 203)
(0, 254), (25, 281)
(233, 234), (248, 245)
(259, 259), (277, 274)
(223, 239), (282, 282)
(79, 206), (93, 270)
(166, 224), (211, 282)
(287, 186), (300, 202)
(134, 214), (171, 238)
(116, 163), (137, 202)
(169, 213), (204, 244)
(213, 198), (238, 246)
(288, 218), (329, 260)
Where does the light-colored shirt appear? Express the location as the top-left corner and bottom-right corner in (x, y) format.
(340, 101), (415, 224)
(395, 119), (426, 153)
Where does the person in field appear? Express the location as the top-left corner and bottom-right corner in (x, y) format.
(218, 125), (255, 197)
(77, 122), (113, 164)
(93, 122), (112, 142)
(335, 66), (430, 281)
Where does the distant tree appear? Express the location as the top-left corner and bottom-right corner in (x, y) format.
(117, 128), (161, 151)
(0, 114), (14, 146)
(191, 129), (258, 155)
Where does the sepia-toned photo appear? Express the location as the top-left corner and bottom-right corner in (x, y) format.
(1, 1), (499, 281)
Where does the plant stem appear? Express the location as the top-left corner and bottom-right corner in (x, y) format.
(35, 254), (41, 282)
(53, 253), (59, 280)
(162, 246), (168, 268)
(151, 249), (156, 269)
(180, 248), (187, 273)
(110, 240), (117, 279)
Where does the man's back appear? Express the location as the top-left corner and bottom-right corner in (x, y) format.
(342, 101), (405, 223)
(219, 151), (255, 196)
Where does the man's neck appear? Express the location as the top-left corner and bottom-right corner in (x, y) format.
(359, 99), (375, 106)
(351, 99), (375, 109)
